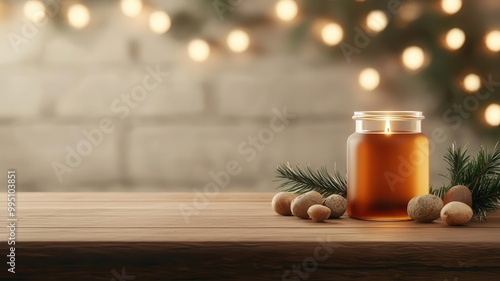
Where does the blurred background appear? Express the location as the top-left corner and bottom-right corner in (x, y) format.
(0, 0), (499, 192)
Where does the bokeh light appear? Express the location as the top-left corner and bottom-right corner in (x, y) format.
(402, 46), (425, 71)
(441, 0), (462, 15)
(149, 11), (171, 34)
(67, 4), (90, 29)
(121, 0), (142, 18)
(445, 28), (465, 50)
(366, 10), (388, 33)
(227, 29), (250, 53)
(321, 23), (343, 46)
(358, 68), (380, 91)
(462, 73), (481, 92)
(188, 39), (210, 62)
(484, 104), (500, 126)
(275, 0), (298, 22)
(23, 0), (46, 23)
(485, 30), (500, 52)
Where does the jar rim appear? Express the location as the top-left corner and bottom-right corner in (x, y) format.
(353, 111), (424, 120)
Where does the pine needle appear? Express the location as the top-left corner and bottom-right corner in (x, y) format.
(430, 142), (500, 220)
(274, 163), (347, 197)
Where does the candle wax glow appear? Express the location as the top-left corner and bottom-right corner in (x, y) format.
(347, 131), (429, 220)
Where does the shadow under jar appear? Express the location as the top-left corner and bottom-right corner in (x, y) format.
(347, 111), (429, 221)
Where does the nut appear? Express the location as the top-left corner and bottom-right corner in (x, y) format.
(271, 192), (297, 216)
(291, 191), (323, 219)
(323, 194), (347, 218)
(440, 201), (473, 226)
(307, 205), (331, 222)
(443, 185), (472, 207)
(407, 194), (443, 223)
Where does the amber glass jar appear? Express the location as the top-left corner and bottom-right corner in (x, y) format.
(347, 111), (429, 221)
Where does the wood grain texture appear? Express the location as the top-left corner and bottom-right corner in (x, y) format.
(1, 192), (499, 281)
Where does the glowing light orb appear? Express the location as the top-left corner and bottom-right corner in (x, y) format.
(149, 11), (171, 34)
(121, 0), (142, 18)
(402, 46), (425, 71)
(366, 10), (388, 33)
(227, 29), (250, 53)
(358, 68), (380, 91)
(67, 4), (90, 29)
(188, 39), (210, 62)
(441, 0), (462, 15)
(275, 0), (298, 22)
(445, 28), (465, 50)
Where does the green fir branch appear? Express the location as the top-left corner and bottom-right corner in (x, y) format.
(431, 143), (500, 220)
(274, 163), (347, 197)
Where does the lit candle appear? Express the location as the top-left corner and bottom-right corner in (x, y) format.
(347, 111), (429, 221)
(384, 119), (391, 134)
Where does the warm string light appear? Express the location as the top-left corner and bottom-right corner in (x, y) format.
(275, 0), (298, 22)
(149, 11), (171, 34)
(441, 0), (462, 15)
(444, 28), (465, 50)
(188, 39), (210, 62)
(365, 10), (388, 33)
(67, 3), (90, 29)
(485, 30), (500, 52)
(227, 29), (250, 53)
(12, 0), (498, 111)
(484, 104), (500, 126)
(121, 0), (142, 18)
(401, 46), (425, 71)
(358, 68), (380, 91)
(321, 22), (343, 46)
(23, 0), (46, 23)
(462, 73), (481, 93)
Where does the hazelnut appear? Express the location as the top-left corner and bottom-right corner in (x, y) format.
(407, 194), (443, 223)
(323, 194), (347, 218)
(271, 192), (297, 216)
(440, 201), (473, 226)
(291, 191), (323, 219)
(443, 185), (472, 207)
(307, 205), (331, 222)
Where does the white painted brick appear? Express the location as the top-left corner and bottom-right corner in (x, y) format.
(0, 67), (42, 118)
(258, 123), (351, 183)
(0, 124), (120, 187)
(50, 65), (203, 117)
(427, 125), (455, 187)
(127, 126), (263, 184)
(137, 35), (186, 64)
(52, 67), (143, 117)
(215, 62), (396, 117)
(131, 70), (205, 116)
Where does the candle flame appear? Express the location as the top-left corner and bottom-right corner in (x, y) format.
(385, 119), (391, 134)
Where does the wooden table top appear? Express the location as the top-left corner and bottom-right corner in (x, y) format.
(1, 192), (500, 280)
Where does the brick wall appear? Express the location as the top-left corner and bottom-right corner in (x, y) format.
(0, 0), (486, 191)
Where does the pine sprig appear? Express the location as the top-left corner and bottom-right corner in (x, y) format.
(274, 163), (347, 197)
(431, 143), (500, 220)
(442, 143), (470, 184)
